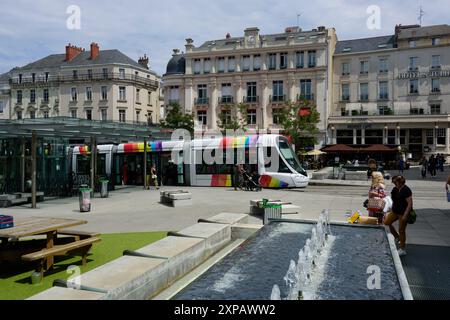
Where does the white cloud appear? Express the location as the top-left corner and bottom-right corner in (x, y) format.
(0, 0), (448, 75)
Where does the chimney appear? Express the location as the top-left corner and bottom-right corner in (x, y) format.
(285, 26), (299, 33)
(138, 54), (149, 69)
(90, 42), (100, 60)
(226, 33), (231, 39)
(65, 44), (84, 61)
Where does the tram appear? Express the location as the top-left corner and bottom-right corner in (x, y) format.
(70, 135), (309, 188)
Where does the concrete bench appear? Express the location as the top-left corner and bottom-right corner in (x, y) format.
(345, 171), (369, 181)
(0, 192), (45, 208)
(160, 190), (192, 207)
(28, 286), (105, 300)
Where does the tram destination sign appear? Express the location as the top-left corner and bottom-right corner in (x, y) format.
(398, 70), (450, 79)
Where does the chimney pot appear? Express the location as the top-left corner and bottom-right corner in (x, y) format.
(65, 44), (84, 61)
(90, 42), (100, 60)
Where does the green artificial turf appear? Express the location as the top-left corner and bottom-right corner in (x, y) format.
(0, 231), (167, 300)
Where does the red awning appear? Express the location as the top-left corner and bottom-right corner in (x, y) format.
(362, 144), (398, 153)
(321, 144), (356, 153)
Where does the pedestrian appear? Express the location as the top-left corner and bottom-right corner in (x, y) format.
(429, 155), (437, 178)
(122, 161), (128, 186)
(232, 164), (239, 191)
(367, 172), (388, 224)
(420, 156), (428, 179)
(398, 158), (405, 175)
(384, 176), (413, 257)
(151, 164), (159, 190)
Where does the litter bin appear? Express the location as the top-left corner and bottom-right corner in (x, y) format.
(79, 187), (92, 212)
(261, 199), (282, 225)
(100, 179), (109, 198)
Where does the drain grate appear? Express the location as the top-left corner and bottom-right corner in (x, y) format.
(401, 244), (450, 300)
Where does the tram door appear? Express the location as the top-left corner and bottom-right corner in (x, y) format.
(160, 152), (185, 186)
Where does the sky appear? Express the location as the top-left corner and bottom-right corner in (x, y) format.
(0, 0), (449, 76)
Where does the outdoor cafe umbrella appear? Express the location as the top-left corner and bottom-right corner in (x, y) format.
(302, 149), (326, 156)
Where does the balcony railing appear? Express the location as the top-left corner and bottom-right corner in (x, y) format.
(219, 96), (234, 104)
(297, 93), (315, 101)
(244, 96), (259, 103)
(270, 95), (286, 103)
(332, 108), (448, 117)
(359, 95), (369, 101)
(378, 94), (389, 101)
(195, 97), (209, 105)
(10, 72), (159, 89)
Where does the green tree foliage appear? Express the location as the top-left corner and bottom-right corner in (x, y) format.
(278, 98), (321, 152)
(217, 103), (249, 133)
(160, 103), (194, 135)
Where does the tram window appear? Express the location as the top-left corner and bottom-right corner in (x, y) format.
(77, 156), (90, 175)
(97, 154), (106, 176)
(278, 139), (305, 174)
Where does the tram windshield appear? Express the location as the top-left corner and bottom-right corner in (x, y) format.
(278, 137), (307, 176)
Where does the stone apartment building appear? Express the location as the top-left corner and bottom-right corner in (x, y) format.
(7, 43), (161, 124)
(0, 72), (11, 120)
(163, 26), (337, 147)
(330, 24), (450, 159)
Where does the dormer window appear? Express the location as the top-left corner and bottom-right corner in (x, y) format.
(342, 47), (352, 52)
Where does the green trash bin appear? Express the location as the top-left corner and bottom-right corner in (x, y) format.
(100, 179), (109, 198)
(79, 187), (92, 212)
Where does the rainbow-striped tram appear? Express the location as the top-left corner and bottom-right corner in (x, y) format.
(70, 135), (309, 189)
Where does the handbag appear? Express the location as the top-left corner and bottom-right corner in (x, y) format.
(407, 210), (417, 224)
(367, 198), (386, 212)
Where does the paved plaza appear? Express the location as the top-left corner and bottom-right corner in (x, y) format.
(3, 174), (450, 247)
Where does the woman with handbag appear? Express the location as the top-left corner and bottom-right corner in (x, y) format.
(384, 176), (413, 257)
(151, 164), (159, 190)
(367, 172), (387, 224)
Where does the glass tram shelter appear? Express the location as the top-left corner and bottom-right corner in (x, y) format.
(0, 117), (167, 208)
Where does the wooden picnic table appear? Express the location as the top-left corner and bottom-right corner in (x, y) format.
(0, 217), (87, 270)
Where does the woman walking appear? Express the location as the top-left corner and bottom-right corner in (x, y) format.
(150, 164), (159, 190)
(420, 156), (428, 179)
(384, 176), (413, 257)
(429, 155), (437, 178)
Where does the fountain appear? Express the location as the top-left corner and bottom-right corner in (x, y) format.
(173, 208), (407, 300)
(273, 210), (334, 300)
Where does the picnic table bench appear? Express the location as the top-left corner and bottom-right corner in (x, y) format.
(0, 217), (101, 278)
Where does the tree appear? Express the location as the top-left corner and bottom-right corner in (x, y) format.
(160, 103), (195, 135)
(217, 103), (249, 134)
(278, 98), (321, 152)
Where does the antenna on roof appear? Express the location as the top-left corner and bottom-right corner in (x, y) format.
(297, 13), (302, 27)
(418, 5), (425, 26)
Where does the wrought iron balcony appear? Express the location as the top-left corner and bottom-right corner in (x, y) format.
(195, 97), (209, 105)
(297, 93), (315, 101)
(10, 72), (159, 90)
(219, 96), (234, 104)
(270, 95), (286, 103)
(244, 96), (259, 103)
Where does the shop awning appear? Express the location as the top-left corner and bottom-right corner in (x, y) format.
(321, 144), (356, 153)
(361, 144), (398, 153)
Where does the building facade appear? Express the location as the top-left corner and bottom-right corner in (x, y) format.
(7, 43), (161, 124)
(330, 24), (450, 159)
(0, 72), (11, 120)
(163, 26), (337, 146)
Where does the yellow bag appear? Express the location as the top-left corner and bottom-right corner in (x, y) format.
(348, 212), (360, 224)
